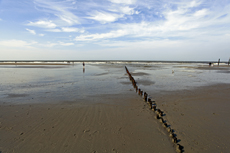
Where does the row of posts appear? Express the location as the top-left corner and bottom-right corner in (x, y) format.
(209, 58), (230, 66)
(219, 58), (230, 65)
(125, 66), (184, 153)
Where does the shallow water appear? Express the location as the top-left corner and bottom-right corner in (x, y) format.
(0, 64), (128, 104)
(125, 63), (230, 93)
(0, 62), (229, 104)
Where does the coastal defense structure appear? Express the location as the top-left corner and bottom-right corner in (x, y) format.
(125, 66), (184, 153)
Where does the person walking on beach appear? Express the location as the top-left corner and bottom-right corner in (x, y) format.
(83, 62), (85, 73)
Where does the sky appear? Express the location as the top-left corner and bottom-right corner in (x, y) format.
(0, 0), (230, 61)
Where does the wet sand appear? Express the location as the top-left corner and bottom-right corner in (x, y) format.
(0, 93), (176, 153)
(0, 63), (230, 152)
(152, 84), (230, 153)
(1, 84), (230, 153)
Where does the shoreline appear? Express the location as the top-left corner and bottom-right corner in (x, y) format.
(1, 60), (230, 65)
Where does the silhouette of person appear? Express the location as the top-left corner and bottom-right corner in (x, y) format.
(83, 62), (85, 73)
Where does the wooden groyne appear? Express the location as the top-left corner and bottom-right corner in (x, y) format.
(125, 66), (184, 153)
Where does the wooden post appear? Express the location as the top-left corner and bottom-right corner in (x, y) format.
(149, 101), (152, 109)
(218, 58), (220, 66)
(152, 105), (156, 111)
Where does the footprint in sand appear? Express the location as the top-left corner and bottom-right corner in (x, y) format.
(83, 129), (90, 133)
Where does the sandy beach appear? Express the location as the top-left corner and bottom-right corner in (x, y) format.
(0, 93), (177, 153)
(0, 62), (230, 152)
(153, 84), (230, 153)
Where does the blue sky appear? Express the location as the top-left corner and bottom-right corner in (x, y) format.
(0, 0), (230, 61)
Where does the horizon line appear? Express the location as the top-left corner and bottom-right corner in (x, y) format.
(0, 60), (229, 63)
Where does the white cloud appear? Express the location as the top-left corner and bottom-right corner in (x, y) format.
(0, 40), (37, 48)
(0, 40), (74, 49)
(59, 41), (74, 46)
(46, 29), (62, 32)
(27, 20), (56, 28)
(119, 6), (135, 15)
(33, 0), (138, 26)
(26, 28), (36, 35)
(38, 41), (75, 47)
(188, 0), (202, 8)
(0, 18), (2, 21)
(109, 6), (135, 15)
(78, 0), (225, 42)
(86, 11), (123, 24)
(45, 27), (84, 33)
(160, 3), (212, 32)
(75, 22), (167, 41)
(56, 13), (80, 25)
(109, 0), (136, 5)
(194, 9), (208, 17)
(39, 34), (45, 37)
(26, 25), (61, 35)
(61, 27), (84, 33)
(34, 0), (80, 25)
(40, 42), (58, 47)
(74, 5), (230, 42)
(75, 29), (128, 41)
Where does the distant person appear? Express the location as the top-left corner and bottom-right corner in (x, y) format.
(83, 62), (85, 73)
